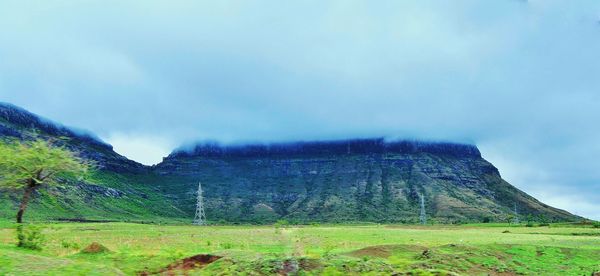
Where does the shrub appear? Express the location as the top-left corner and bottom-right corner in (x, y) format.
(593, 222), (600, 228)
(275, 220), (289, 228)
(16, 224), (45, 250)
(322, 243), (336, 259)
(61, 240), (81, 250)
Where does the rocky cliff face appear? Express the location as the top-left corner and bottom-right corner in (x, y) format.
(154, 139), (577, 223)
(0, 102), (579, 223)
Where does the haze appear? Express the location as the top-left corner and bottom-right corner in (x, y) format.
(0, 1), (599, 219)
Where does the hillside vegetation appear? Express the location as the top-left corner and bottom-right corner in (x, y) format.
(0, 102), (581, 224)
(155, 140), (576, 224)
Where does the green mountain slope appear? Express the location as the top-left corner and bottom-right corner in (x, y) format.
(0, 103), (581, 223)
(0, 102), (186, 222)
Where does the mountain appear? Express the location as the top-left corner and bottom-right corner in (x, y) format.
(154, 139), (578, 223)
(0, 102), (186, 222)
(0, 103), (580, 223)
(0, 102), (143, 173)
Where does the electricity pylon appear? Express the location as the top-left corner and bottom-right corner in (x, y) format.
(512, 202), (519, 224)
(193, 182), (207, 225)
(419, 194), (427, 225)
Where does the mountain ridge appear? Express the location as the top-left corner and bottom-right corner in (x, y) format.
(154, 141), (575, 223)
(0, 102), (185, 222)
(167, 138), (482, 159)
(0, 102), (582, 223)
(0, 102), (144, 172)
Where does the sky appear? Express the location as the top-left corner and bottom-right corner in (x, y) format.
(0, 0), (599, 220)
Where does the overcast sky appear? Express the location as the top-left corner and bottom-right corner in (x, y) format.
(1, 0), (599, 219)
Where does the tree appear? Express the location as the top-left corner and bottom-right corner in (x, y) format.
(0, 138), (92, 223)
(506, 214), (514, 224)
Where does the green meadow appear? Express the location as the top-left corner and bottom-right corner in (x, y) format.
(0, 221), (598, 275)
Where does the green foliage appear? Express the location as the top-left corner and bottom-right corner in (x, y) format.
(60, 239), (80, 250)
(16, 224), (45, 250)
(221, 242), (234, 249)
(0, 138), (93, 223)
(274, 219), (289, 228)
(0, 223), (598, 275)
(0, 138), (92, 189)
(526, 214), (534, 222)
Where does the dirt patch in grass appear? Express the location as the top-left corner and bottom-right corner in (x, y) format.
(278, 259), (299, 275)
(273, 258), (322, 275)
(140, 254), (222, 275)
(347, 245), (424, 258)
(298, 258), (322, 271)
(559, 247), (573, 257)
(164, 254), (221, 271)
(80, 242), (110, 254)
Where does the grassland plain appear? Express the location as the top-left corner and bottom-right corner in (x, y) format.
(0, 221), (599, 275)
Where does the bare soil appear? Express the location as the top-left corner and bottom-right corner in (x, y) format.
(80, 242), (110, 254)
(139, 254), (222, 275)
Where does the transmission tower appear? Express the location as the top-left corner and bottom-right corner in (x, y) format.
(193, 182), (207, 225)
(512, 202), (519, 224)
(419, 194), (427, 225)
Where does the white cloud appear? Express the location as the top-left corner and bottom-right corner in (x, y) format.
(103, 133), (174, 166)
(1, 0), (599, 219)
(480, 142), (600, 220)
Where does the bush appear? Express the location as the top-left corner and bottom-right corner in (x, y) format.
(61, 240), (81, 250)
(322, 243), (336, 259)
(593, 222), (600, 228)
(16, 224), (45, 250)
(274, 220), (289, 228)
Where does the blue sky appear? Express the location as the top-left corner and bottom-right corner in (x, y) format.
(0, 0), (599, 219)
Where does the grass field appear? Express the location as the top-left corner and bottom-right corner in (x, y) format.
(0, 221), (598, 275)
